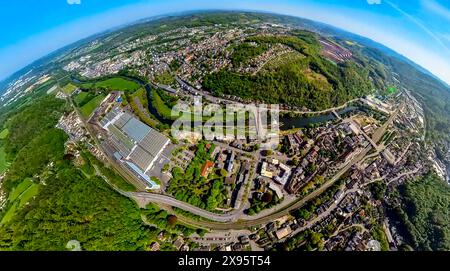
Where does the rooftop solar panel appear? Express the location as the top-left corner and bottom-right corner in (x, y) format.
(128, 145), (155, 171)
(122, 117), (151, 143)
(139, 130), (170, 157)
(114, 112), (132, 129)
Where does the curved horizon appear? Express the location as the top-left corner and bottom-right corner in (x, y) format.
(1, 0), (450, 86)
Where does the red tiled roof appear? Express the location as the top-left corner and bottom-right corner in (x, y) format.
(201, 160), (215, 177)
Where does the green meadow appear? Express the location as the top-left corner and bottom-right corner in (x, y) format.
(81, 77), (140, 92)
(1, 178), (39, 225)
(62, 83), (78, 95)
(0, 128), (9, 139)
(0, 146), (9, 174)
(80, 94), (106, 118)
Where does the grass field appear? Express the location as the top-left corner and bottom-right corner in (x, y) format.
(0, 128), (9, 139)
(62, 83), (77, 95)
(1, 178), (39, 225)
(46, 85), (58, 95)
(8, 178), (33, 202)
(0, 146), (8, 174)
(154, 71), (176, 86)
(80, 94), (106, 118)
(74, 92), (90, 105)
(82, 77), (140, 92)
(152, 89), (174, 120)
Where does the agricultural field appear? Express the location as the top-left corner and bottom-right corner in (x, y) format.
(81, 77), (140, 92)
(80, 94), (106, 118)
(62, 83), (77, 95)
(1, 178), (39, 225)
(0, 128), (9, 139)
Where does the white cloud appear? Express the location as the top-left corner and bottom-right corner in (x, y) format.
(422, 0), (450, 22)
(67, 0), (81, 5)
(386, 0), (450, 55)
(367, 0), (382, 5)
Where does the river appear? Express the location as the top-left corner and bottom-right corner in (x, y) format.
(72, 75), (364, 131)
(279, 106), (361, 130)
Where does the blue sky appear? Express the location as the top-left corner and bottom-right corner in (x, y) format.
(1, 0), (450, 84)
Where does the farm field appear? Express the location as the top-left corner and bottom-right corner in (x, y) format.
(1, 178), (39, 225)
(0, 128), (9, 139)
(62, 83), (77, 95)
(81, 77), (140, 92)
(80, 94), (106, 118)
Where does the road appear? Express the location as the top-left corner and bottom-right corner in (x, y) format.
(125, 143), (373, 230)
(97, 106), (398, 230)
(128, 191), (243, 222)
(160, 105), (398, 230)
(67, 78), (400, 231)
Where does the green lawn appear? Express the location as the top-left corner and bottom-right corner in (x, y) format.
(82, 77), (140, 92)
(154, 71), (176, 85)
(0, 146), (8, 174)
(62, 83), (77, 95)
(1, 179), (39, 225)
(74, 92), (90, 105)
(18, 184), (39, 207)
(80, 94), (106, 118)
(8, 178), (33, 202)
(0, 128), (8, 139)
(152, 89), (174, 120)
(1, 204), (18, 225)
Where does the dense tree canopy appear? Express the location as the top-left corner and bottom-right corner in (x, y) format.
(204, 35), (373, 110)
(397, 173), (450, 251)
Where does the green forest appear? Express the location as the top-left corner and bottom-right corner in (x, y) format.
(0, 95), (189, 250)
(395, 173), (450, 251)
(204, 34), (373, 110)
(230, 42), (269, 67)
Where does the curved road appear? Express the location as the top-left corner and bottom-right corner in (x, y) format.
(124, 143), (372, 230)
(71, 77), (401, 231)
(122, 106), (400, 230)
(127, 192), (242, 222)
